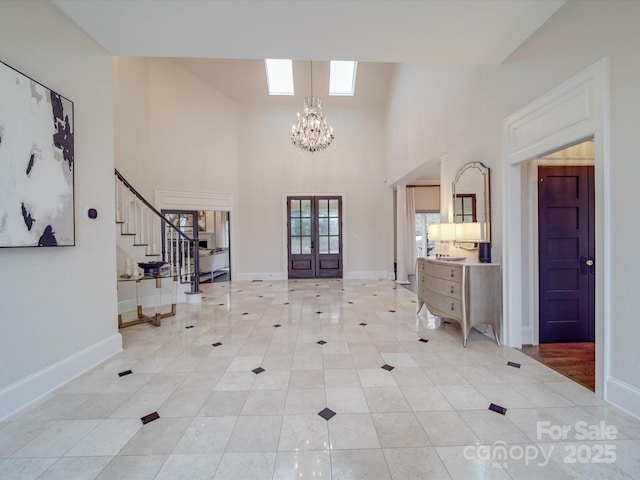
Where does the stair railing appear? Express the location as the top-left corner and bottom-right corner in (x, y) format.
(115, 169), (200, 294)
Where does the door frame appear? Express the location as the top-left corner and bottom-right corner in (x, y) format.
(282, 191), (347, 279)
(502, 58), (609, 398)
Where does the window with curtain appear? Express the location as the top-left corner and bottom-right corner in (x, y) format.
(412, 185), (440, 258)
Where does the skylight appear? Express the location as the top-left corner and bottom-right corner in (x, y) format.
(265, 59), (294, 95)
(329, 61), (357, 96)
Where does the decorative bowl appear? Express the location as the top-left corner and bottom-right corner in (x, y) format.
(138, 261), (167, 276)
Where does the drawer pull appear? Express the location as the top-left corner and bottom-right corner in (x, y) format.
(450, 269), (454, 278)
(451, 302), (455, 311)
(450, 286), (454, 294)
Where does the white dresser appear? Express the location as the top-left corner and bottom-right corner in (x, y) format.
(417, 257), (501, 347)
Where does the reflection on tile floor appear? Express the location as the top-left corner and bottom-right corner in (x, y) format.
(1, 279), (639, 479)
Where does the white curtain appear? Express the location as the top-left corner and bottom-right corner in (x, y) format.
(406, 187), (417, 275)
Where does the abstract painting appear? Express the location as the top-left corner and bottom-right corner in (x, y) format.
(0, 60), (74, 247)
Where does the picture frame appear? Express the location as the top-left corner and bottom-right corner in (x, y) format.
(0, 60), (75, 247)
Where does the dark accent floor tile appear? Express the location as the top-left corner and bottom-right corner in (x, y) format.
(419, 338), (429, 343)
(118, 369), (132, 377)
(212, 342), (223, 347)
(141, 412), (160, 424)
(359, 323), (367, 326)
(185, 325), (194, 329)
(489, 403), (507, 415)
(507, 361), (521, 368)
(388, 310), (396, 313)
(283, 302), (290, 305)
(318, 408), (336, 421)
(316, 311), (322, 314)
(252, 367), (265, 375)
(242, 312), (249, 315)
(317, 340), (327, 345)
(372, 294), (377, 296)
(381, 364), (395, 371)
(252, 279), (263, 282)
(273, 324), (282, 328)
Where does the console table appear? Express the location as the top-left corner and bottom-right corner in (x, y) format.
(417, 257), (501, 346)
(117, 273), (178, 328)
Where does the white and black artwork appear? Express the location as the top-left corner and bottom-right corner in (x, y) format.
(0, 60), (74, 247)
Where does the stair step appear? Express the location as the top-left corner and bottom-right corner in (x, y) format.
(146, 253), (161, 257)
(133, 243), (149, 247)
(121, 233), (136, 236)
(116, 221), (125, 224)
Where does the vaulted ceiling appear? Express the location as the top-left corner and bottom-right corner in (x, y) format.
(53, 0), (566, 104)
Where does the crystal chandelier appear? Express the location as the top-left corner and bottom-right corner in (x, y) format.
(291, 62), (334, 152)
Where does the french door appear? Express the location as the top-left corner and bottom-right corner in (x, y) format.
(287, 196), (342, 279)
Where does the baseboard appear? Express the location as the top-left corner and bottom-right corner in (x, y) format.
(606, 376), (640, 420)
(234, 272), (286, 281)
(521, 326), (534, 345)
(0, 333), (123, 421)
(345, 271), (393, 280)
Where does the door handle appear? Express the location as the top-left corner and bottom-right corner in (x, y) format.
(581, 257), (595, 275)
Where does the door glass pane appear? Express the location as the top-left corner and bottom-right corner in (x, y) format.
(319, 218), (329, 235)
(301, 200), (311, 217)
(291, 200), (300, 217)
(329, 199), (338, 217)
(301, 236), (311, 254)
(301, 218), (311, 236)
(318, 199), (328, 217)
(319, 237), (329, 254)
(329, 218), (339, 235)
(330, 236), (340, 254)
(291, 236), (301, 255)
(291, 218), (300, 236)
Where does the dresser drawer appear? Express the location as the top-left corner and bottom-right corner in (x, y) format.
(425, 262), (463, 283)
(425, 290), (463, 321)
(425, 275), (462, 299)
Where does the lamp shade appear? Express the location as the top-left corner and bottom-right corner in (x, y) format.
(455, 222), (482, 242)
(427, 224), (440, 241)
(439, 223), (456, 242)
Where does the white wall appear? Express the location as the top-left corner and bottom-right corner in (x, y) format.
(386, 0), (640, 416)
(115, 58), (239, 200)
(235, 104), (391, 279)
(0, 0), (120, 419)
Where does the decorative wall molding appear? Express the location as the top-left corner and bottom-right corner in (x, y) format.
(501, 58), (610, 399)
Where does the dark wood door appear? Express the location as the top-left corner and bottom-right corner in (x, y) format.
(287, 196), (342, 279)
(538, 166), (594, 343)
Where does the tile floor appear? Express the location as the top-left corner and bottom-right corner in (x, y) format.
(1, 278), (639, 479)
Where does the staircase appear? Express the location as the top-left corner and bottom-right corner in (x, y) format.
(114, 169), (201, 299)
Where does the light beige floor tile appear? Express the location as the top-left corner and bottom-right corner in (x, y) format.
(401, 386), (453, 412)
(225, 415), (282, 453)
(330, 449), (391, 480)
(0, 457), (57, 480)
(35, 456), (112, 480)
(416, 411), (480, 446)
(119, 417), (192, 455)
(241, 389), (287, 415)
(273, 450), (331, 480)
(213, 452), (276, 480)
(64, 419), (140, 456)
(154, 454), (221, 480)
(198, 390), (249, 416)
(328, 413), (380, 450)
(278, 414), (329, 451)
(13, 419), (101, 458)
(383, 446), (452, 480)
(326, 387), (369, 413)
(173, 416), (237, 454)
(372, 412), (431, 447)
(95, 455), (166, 480)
